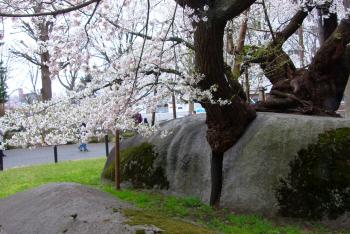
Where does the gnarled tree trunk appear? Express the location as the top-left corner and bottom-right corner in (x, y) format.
(176, 0), (257, 206)
(252, 5), (350, 116)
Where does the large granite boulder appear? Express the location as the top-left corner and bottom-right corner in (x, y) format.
(102, 112), (350, 216)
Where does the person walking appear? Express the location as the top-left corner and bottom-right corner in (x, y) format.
(78, 123), (89, 152)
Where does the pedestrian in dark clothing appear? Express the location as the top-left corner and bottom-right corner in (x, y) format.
(78, 123), (89, 152)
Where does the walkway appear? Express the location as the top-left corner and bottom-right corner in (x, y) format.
(1, 143), (107, 170)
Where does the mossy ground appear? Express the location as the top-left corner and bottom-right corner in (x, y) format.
(123, 209), (214, 234)
(0, 158), (347, 233)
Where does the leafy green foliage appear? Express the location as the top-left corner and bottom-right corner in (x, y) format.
(102, 143), (169, 189)
(277, 128), (350, 220)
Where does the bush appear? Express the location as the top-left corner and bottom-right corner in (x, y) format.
(102, 143), (169, 189)
(276, 128), (350, 220)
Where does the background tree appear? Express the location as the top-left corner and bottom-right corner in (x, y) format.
(9, 2), (55, 101)
(0, 60), (7, 116)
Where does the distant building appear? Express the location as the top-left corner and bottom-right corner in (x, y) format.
(18, 88), (39, 104)
(5, 89), (39, 110)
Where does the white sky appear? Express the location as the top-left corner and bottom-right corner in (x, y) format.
(3, 19), (66, 98)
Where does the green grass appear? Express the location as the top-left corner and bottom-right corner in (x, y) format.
(0, 158), (105, 198)
(0, 158), (346, 234)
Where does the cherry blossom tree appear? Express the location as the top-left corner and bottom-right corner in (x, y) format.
(1, 0), (350, 206)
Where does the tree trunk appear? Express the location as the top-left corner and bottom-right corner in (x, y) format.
(151, 112), (156, 126)
(251, 5), (350, 116)
(298, 27), (305, 67)
(294, 19), (350, 112)
(39, 21), (52, 101)
(210, 152), (223, 207)
(317, 9), (338, 46)
(232, 9), (249, 78)
(194, 20), (256, 206)
(172, 93), (177, 119)
(175, 0), (256, 207)
(244, 68), (250, 101)
(188, 101), (194, 115)
(41, 53), (52, 101)
(343, 0), (350, 118)
(0, 103), (4, 117)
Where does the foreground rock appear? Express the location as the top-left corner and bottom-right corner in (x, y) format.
(0, 183), (158, 234)
(102, 112), (350, 218)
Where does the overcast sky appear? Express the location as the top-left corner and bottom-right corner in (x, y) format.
(3, 19), (65, 98)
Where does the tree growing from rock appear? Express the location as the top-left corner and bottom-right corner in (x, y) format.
(0, 0), (350, 208)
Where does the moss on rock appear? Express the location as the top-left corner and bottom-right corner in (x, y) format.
(123, 209), (215, 234)
(102, 143), (169, 189)
(276, 128), (350, 220)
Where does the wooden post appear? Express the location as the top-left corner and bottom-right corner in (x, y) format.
(259, 87), (266, 102)
(54, 145), (58, 163)
(189, 101), (194, 115)
(104, 135), (109, 157)
(172, 93), (177, 119)
(115, 129), (121, 190)
(0, 150), (3, 171)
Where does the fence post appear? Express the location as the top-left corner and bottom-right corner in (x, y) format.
(54, 145), (58, 163)
(104, 135), (109, 157)
(0, 150), (3, 171)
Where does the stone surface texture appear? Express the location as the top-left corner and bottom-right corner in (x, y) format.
(103, 112), (350, 216)
(345, 79), (350, 118)
(0, 183), (135, 234)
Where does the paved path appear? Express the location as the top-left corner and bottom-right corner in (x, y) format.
(2, 143), (108, 170)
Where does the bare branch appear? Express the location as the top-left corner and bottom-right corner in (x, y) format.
(0, 0), (100, 18)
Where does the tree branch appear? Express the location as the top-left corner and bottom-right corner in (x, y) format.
(107, 19), (195, 50)
(0, 0), (100, 17)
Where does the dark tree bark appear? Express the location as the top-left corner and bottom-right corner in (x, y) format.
(210, 152), (224, 207)
(317, 8), (338, 46)
(196, 21), (256, 206)
(39, 20), (52, 101)
(176, 0), (257, 206)
(251, 5), (350, 116)
(295, 19), (350, 112)
(298, 27), (305, 67)
(232, 9), (249, 78)
(175, 0), (350, 207)
(250, 8), (310, 86)
(194, 20), (256, 155)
